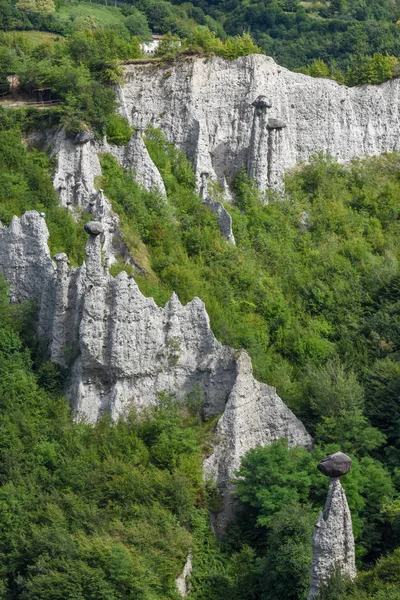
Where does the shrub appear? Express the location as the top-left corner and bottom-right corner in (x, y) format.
(106, 114), (134, 146)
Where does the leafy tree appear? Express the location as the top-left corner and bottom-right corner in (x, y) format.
(258, 504), (315, 600)
(234, 440), (317, 527)
(298, 59), (331, 78)
(125, 10), (151, 40)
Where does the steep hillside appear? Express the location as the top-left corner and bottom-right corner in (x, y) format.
(2, 0), (400, 79)
(1, 48), (400, 598)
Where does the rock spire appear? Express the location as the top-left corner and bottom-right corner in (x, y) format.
(0, 211), (312, 531)
(247, 95), (287, 190)
(200, 171), (235, 244)
(308, 452), (356, 598)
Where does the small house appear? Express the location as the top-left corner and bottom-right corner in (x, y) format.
(141, 34), (164, 57)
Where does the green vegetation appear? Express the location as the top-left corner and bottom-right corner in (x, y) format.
(0, 28), (140, 134)
(105, 114), (134, 146)
(1, 0), (400, 595)
(298, 52), (400, 86)
(154, 30), (261, 60)
(2, 0), (400, 85)
(56, 2), (127, 29)
(2, 108), (400, 596)
(0, 115), (88, 264)
(98, 130), (400, 596)
(0, 278), (207, 598)
(1, 29), (59, 44)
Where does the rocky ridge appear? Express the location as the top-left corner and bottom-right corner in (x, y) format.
(0, 211), (312, 529)
(51, 129), (166, 266)
(119, 54), (400, 192)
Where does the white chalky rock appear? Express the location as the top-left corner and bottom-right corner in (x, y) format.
(119, 54), (400, 192)
(308, 478), (356, 598)
(0, 211), (312, 528)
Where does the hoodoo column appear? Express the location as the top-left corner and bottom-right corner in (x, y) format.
(248, 95), (272, 190)
(248, 96), (287, 192)
(308, 452), (356, 598)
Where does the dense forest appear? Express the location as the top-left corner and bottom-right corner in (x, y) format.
(2, 0), (400, 84)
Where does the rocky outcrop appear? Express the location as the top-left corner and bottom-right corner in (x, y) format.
(0, 212), (57, 341)
(0, 211), (312, 523)
(120, 54), (400, 192)
(309, 456), (356, 598)
(74, 131), (95, 145)
(52, 129), (164, 212)
(200, 172), (235, 244)
(52, 131), (121, 265)
(84, 221), (103, 236)
(51, 129), (166, 265)
(203, 350), (312, 534)
(175, 553), (192, 597)
(108, 130), (166, 195)
(318, 452), (352, 478)
(247, 94), (287, 190)
(203, 196), (235, 244)
(52, 130), (103, 211)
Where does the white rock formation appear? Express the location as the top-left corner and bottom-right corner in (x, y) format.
(120, 54), (400, 191)
(0, 211), (312, 524)
(200, 172), (235, 244)
(175, 553), (192, 597)
(0, 212), (60, 348)
(52, 129), (165, 211)
(107, 130), (166, 195)
(308, 478), (356, 598)
(51, 129), (166, 265)
(203, 196), (235, 244)
(52, 131), (121, 264)
(203, 350), (312, 533)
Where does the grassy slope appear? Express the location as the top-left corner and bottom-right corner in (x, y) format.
(3, 30), (62, 43)
(56, 2), (126, 27)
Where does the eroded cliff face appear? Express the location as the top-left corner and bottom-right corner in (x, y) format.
(0, 212), (312, 525)
(119, 54), (400, 191)
(203, 350), (311, 533)
(51, 129), (166, 266)
(8, 55), (393, 537)
(51, 127), (236, 254)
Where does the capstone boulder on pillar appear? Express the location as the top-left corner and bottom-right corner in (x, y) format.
(309, 455), (356, 598)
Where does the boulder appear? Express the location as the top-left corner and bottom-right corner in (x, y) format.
(52, 253), (69, 263)
(267, 118), (287, 129)
(74, 131), (95, 145)
(318, 452), (352, 478)
(84, 221), (104, 236)
(252, 95), (272, 109)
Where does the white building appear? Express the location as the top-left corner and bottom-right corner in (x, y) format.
(141, 35), (164, 56)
